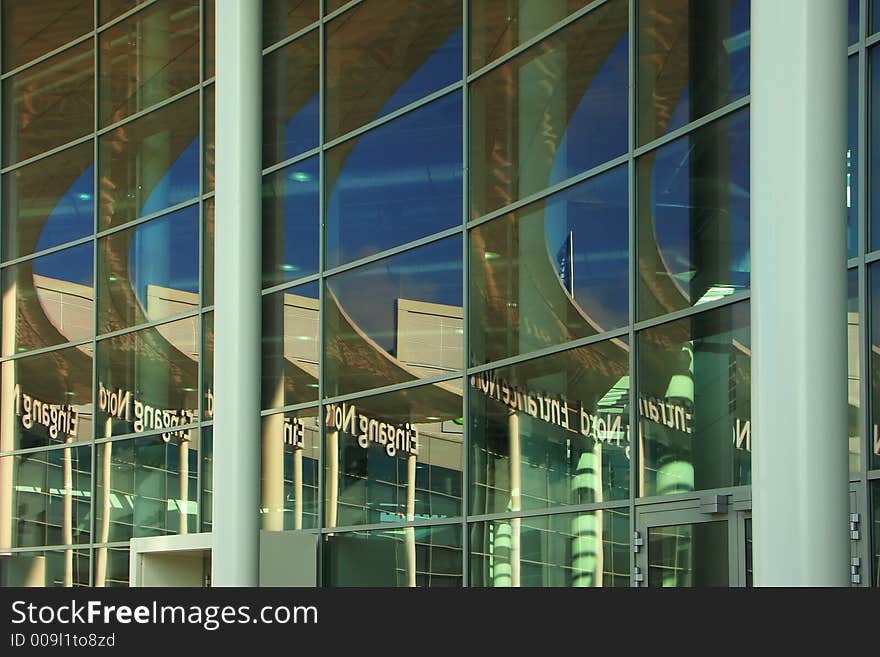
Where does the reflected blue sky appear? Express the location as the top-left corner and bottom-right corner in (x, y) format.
(30, 240), (93, 288)
(265, 155), (320, 285)
(129, 204), (199, 310)
(35, 134), (200, 309)
(33, 163), (94, 257)
(548, 32), (628, 187)
(284, 94), (319, 161)
(140, 138), (200, 217)
(655, 0), (750, 140)
(544, 165), (628, 330)
(648, 109), (750, 291)
(326, 91), (462, 268)
(376, 29), (462, 121)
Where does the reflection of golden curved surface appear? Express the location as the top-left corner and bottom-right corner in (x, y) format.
(323, 0), (460, 184)
(102, 319), (198, 404)
(637, 0), (693, 316)
(472, 215), (629, 366)
(324, 289), (461, 409)
(473, 0), (628, 217)
(637, 1), (742, 319)
(99, 233), (149, 332)
(8, 270), (92, 364)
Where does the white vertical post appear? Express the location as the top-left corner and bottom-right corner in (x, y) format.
(212, 0), (263, 587)
(751, 0), (849, 586)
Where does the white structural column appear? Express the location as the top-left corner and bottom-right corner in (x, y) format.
(751, 0), (849, 586)
(212, 0), (263, 586)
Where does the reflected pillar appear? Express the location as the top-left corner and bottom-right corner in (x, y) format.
(212, 0), (262, 586)
(571, 443), (603, 587)
(507, 412), (521, 587)
(0, 236), (19, 552)
(94, 438), (113, 587)
(404, 453), (417, 587)
(261, 36), (290, 532)
(751, 0), (849, 586)
(62, 439), (74, 586)
(516, 1), (567, 357)
(326, 429), (339, 529)
(261, 297), (285, 531)
(293, 445), (303, 529)
(261, 418), (285, 531)
(179, 433), (191, 534)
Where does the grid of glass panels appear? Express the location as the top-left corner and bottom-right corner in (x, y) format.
(4, 0), (875, 588)
(0, 0), (215, 587)
(259, 0), (752, 588)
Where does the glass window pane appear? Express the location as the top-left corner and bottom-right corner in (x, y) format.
(99, 93), (200, 230)
(325, 93), (462, 269)
(262, 281), (319, 409)
(325, 0), (462, 141)
(648, 520), (728, 587)
(849, 54), (859, 259)
(469, 508), (630, 587)
(200, 426), (212, 532)
(325, 0), (349, 15)
(204, 83), (215, 193)
(470, 0), (589, 72)
(637, 109), (750, 322)
(873, 0), (880, 35)
(261, 407), (320, 530)
(323, 524), (462, 587)
(851, 0), (860, 44)
(637, 301), (750, 497)
(0, 549), (90, 587)
(636, 0), (750, 145)
(96, 316), (199, 439)
(470, 338), (630, 515)
(94, 432), (199, 542)
(848, 269), (861, 473)
(203, 198), (215, 306)
(264, 0), (319, 47)
(3, 39), (94, 166)
(263, 156), (319, 287)
(98, 205), (199, 334)
(263, 29), (319, 167)
(93, 546), (129, 587)
(2, 141), (94, 262)
(202, 311), (213, 422)
(470, 165), (628, 366)
(2, 242), (94, 356)
(0, 446), (92, 549)
(470, 0), (628, 219)
(99, 0), (151, 25)
(324, 381), (463, 528)
(2, 0), (93, 73)
(99, 0), (200, 127)
(0, 345), (94, 451)
(205, 0), (215, 79)
(324, 237), (463, 398)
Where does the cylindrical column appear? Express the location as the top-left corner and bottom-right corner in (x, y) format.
(212, 0), (263, 587)
(751, 0), (849, 586)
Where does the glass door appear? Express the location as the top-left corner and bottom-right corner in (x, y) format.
(634, 494), (751, 587)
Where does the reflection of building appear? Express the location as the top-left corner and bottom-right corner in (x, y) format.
(0, 1), (877, 589)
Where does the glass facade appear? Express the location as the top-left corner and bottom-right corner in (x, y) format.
(0, 0), (875, 589)
(0, 0), (212, 587)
